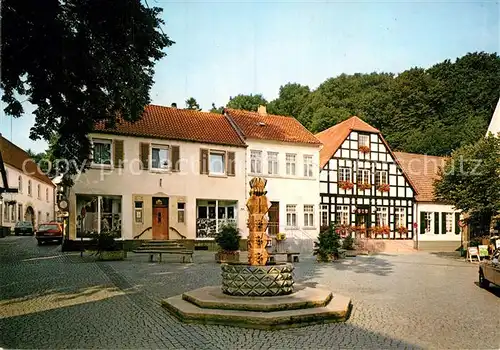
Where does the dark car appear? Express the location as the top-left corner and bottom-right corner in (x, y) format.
(14, 221), (34, 236)
(36, 222), (63, 245)
(479, 248), (500, 288)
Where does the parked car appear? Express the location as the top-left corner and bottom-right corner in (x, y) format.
(36, 222), (63, 245)
(479, 248), (500, 288)
(14, 221), (34, 236)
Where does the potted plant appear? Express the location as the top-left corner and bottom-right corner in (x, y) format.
(341, 235), (357, 257)
(214, 224), (241, 263)
(335, 224), (352, 238)
(397, 226), (409, 238)
(90, 230), (125, 261)
(359, 145), (370, 154)
(357, 183), (371, 191)
(338, 180), (354, 190)
(314, 224), (341, 262)
(377, 183), (390, 192)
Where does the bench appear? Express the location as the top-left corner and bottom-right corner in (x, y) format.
(268, 252), (300, 263)
(133, 250), (193, 263)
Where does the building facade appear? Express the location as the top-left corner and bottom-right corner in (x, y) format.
(225, 107), (322, 247)
(67, 105), (247, 244)
(0, 136), (56, 230)
(395, 152), (463, 251)
(315, 117), (417, 239)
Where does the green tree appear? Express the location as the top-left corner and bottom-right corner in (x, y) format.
(267, 83), (310, 118)
(226, 94), (268, 112)
(185, 97), (201, 111)
(209, 103), (224, 114)
(2, 0), (174, 183)
(434, 132), (500, 232)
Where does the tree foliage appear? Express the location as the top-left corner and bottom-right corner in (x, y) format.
(209, 103), (224, 114)
(2, 0), (173, 181)
(434, 132), (500, 222)
(185, 97), (201, 111)
(226, 94), (267, 112)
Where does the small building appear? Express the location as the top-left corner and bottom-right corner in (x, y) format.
(0, 136), (56, 229)
(67, 105), (247, 246)
(225, 106), (322, 247)
(395, 152), (462, 251)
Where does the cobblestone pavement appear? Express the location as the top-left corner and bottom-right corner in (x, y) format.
(1, 236), (499, 349)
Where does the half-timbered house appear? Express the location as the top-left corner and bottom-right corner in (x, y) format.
(315, 117), (417, 240)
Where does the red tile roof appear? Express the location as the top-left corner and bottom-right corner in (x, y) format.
(0, 136), (55, 187)
(394, 152), (447, 202)
(224, 108), (321, 145)
(315, 116), (380, 168)
(94, 105), (246, 147)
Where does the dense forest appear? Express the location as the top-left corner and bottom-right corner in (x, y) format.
(213, 52), (499, 156)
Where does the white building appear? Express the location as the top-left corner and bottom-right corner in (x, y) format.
(67, 105), (247, 246)
(487, 97), (500, 135)
(225, 106), (322, 248)
(0, 136), (56, 230)
(394, 152), (463, 251)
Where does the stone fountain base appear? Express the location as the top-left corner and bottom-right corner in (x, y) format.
(221, 262), (294, 296)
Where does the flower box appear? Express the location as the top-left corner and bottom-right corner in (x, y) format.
(359, 145), (370, 154)
(339, 181), (354, 190)
(357, 183), (372, 191)
(397, 226), (409, 237)
(377, 184), (390, 192)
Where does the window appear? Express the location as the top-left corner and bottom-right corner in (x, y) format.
(286, 204), (297, 227)
(17, 204), (22, 221)
(46, 188), (49, 202)
(209, 151), (225, 175)
(18, 176), (22, 193)
(320, 204), (329, 228)
(92, 139), (112, 165)
(446, 213), (455, 234)
(303, 155), (313, 177)
(303, 205), (314, 227)
(151, 145), (170, 170)
(3, 203), (8, 222)
(250, 150), (262, 174)
(37, 184), (41, 199)
(37, 210), (42, 226)
(339, 167), (351, 182)
(286, 154), (296, 176)
(178, 202), (185, 223)
(337, 205), (350, 225)
(359, 134), (370, 147)
(28, 180), (32, 196)
(10, 205), (15, 222)
(395, 208), (406, 228)
(134, 201), (143, 223)
(267, 152), (278, 175)
(375, 171), (388, 186)
(357, 169), (370, 184)
(46, 212), (50, 222)
(424, 212), (432, 233)
(376, 207), (388, 226)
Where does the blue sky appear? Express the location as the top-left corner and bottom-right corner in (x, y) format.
(1, 0), (498, 152)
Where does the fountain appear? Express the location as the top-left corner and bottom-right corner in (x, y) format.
(162, 177), (352, 329)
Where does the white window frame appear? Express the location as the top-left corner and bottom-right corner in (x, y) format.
(424, 212), (433, 233)
(10, 204), (16, 222)
(286, 204), (297, 227)
(209, 151), (226, 176)
(18, 176), (22, 193)
(359, 134), (370, 147)
(37, 184), (41, 199)
(151, 144), (171, 171)
(445, 213), (453, 234)
(92, 138), (113, 166)
(250, 150), (262, 174)
(375, 171), (388, 186)
(303, 155), (313, 177)
(286, 153), (296, 176)
(303, 205), (314, 227)
(339, 167), (351, 182)
(376, 207), (388, 226)
(337, 205), (350, 225)
(358, 169), (371, 184)
(320, 204), (329, 228)
(134, 201), (143, 223)
(395, 208), (406, 228)
(3, 203), (8, 223)
(267, 152), (278, 175)
(28, 180), (32, 196)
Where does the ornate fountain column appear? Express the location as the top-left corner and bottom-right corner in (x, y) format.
(246, 177), (269, 266)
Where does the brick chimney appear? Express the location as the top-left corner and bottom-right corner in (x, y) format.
(257, 105), (267, 116)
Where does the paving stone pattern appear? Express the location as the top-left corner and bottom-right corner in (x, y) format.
(1, 236), (499, 349)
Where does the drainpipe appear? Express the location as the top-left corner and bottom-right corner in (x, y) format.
(97, 196), (101, 233)
(215, 200), (219, 234)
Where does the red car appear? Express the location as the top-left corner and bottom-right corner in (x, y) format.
(36, 222), (63, 245)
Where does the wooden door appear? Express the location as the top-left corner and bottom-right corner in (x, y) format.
(152, 206), (169, 240)
(268, 201), (279, 235)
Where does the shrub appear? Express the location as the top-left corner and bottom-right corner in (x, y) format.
(314, 224), (341, 261)
(90, 230), (122, 253)
(215, 224), (241, 252)
(342, 235), (355, 250)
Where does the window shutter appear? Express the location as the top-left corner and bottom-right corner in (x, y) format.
(441, 212), (447, 234)
(171, 146), (180, 172)
(139, 143), (149, 170)
(420, 212), (426, 234)
(434, 212), (439, 234)
(200, 149), (209, 174)
(227, 152), (235, 176)
(113, 140), (124, 168)
(455, 213), (461, 235)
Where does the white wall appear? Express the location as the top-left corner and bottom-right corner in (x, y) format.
(70, 133), (247, 240)
(415, 202), (461, 242)
(1, 164), (55, 229)
(487, 98), (500, 135)
(245, 139), (321, 239)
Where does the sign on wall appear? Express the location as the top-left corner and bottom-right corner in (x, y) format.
(478, 245), (489, 257)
